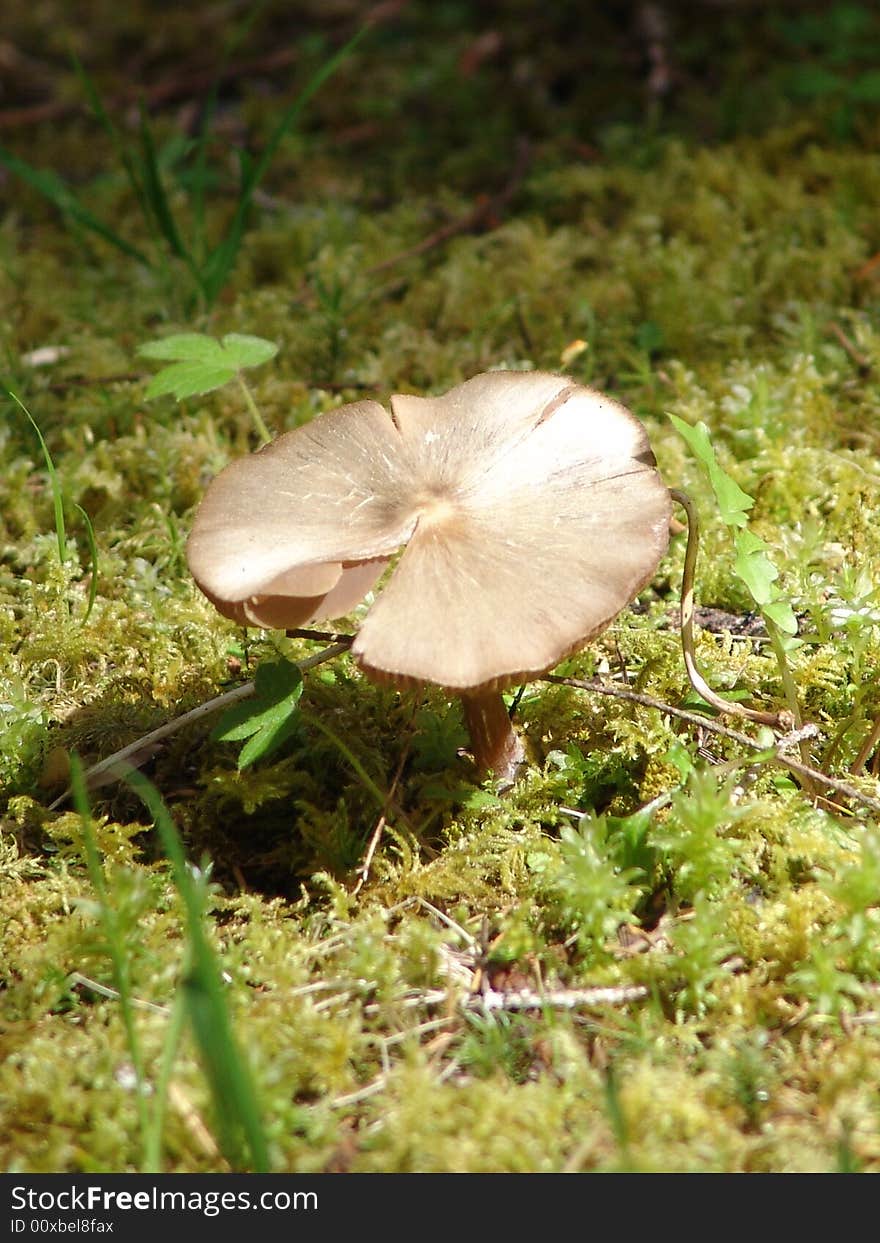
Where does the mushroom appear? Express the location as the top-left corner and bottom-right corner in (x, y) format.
(186, 371), (671, 784)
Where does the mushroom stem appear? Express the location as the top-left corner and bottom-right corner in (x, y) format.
(460, 690), (525, 785)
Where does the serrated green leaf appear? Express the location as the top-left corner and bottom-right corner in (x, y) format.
(733, 527), (766, 556)
(219, 688), (300, 742)
(237, 711), (301, 770)
(220, 334), (278, 369)
(214, 661), (303, 741)
(668, 414), (754, 527)
(255, 657), (303, 698)
(144, 361), (238, 400)
(212, 660), (304, 769)
(138, 333), (227, 363)
(210, 697), (264, 742)
(0, 143), (150, 265)
(140, 332), (279, 402)
(762, 598), (799, 636)
(733, 529), (779, 605)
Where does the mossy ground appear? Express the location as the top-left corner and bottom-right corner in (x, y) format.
(3, 1), (880, 1172)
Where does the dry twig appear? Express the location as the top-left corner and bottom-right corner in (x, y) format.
(365, 138), (532, 276)
(352, 736), (412, 895)
(47, 640), (349, 809)
(0, 46), (303, 131)
(671, 488), (787, 728)
(824, 321), (872, 373)
(543, 673), (880, 816)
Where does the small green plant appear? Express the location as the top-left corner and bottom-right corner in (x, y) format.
(776, 3), (880, 136)
(651, 767), (749, 903)
(6, 389), (98, 624)
(212, 657), (304, 770)
(670, 415), (797, 639)
(665, 894), (737, 1018)
(138, 331), (278, 442)
(71, 758), (270, 1171)
(457, 1012), (538, 1083)
(139, 334), (309, 775)
(0, 29), (365, 312)
(670, 415), (804, 733)
(793, 823), (880, 1009)
(528, 814), (644, 959)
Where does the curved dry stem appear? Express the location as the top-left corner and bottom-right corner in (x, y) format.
(47, 641), (350, 809)
(850, 713), (880, 775)
(670, 488), (787, 728)
(543, 674), (880, 816)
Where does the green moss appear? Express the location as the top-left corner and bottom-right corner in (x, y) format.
(5, 1), (880, 1173)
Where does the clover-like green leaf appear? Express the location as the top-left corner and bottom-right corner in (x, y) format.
(219, 334), (279, 369)
(733, 528), (778, 606)
(212, 659), (303, 770)
(139, 331), (278, 401)
(671, 413), (799, 638)
(138, 334), (227, 363)
(144, 361), (238, 401)
(668, 414), (753, 527)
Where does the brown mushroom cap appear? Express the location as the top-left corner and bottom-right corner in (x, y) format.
(186, 371), (672, 689)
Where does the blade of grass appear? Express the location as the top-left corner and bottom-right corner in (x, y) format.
(69, 56), (181, 306)
(301, 709), (392, 814)
(69, 756), (151, 1165)
(122, 768), (271, 1172)
(244, 27), (369, 196)
(0, 146), (150, 265)
(136, 101), (215, 307)
(190, 0), (271, 265)
(7, 388), (67, 564)
(200, 25), (368, 304)
(74, 502), (99, 624)
(142, 978), (188, 1174)
(603, 1065), (636, 1172)
(137, 102), (189, 262)
(70, 53), (150, 222)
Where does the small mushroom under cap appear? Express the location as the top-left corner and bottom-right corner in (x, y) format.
(187, 371), (672, 783)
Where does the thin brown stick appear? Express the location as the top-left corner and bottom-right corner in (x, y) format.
(542, 674), (880, 816)
(47, 641), (349, 809)
(824, 322), (872, 373)
(477, 984), (649, 1011)
(352, 737), (412, 895)
(670, 488), (786, 728)
(287, 628), (354, 645)
(0, 47), (302, 131)
(365, 138), (531, 277)
(851, 715), (880, 775)
(45, 372), (145, 393)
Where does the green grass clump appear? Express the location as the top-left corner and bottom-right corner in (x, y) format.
(4, 1), (880, 1174)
